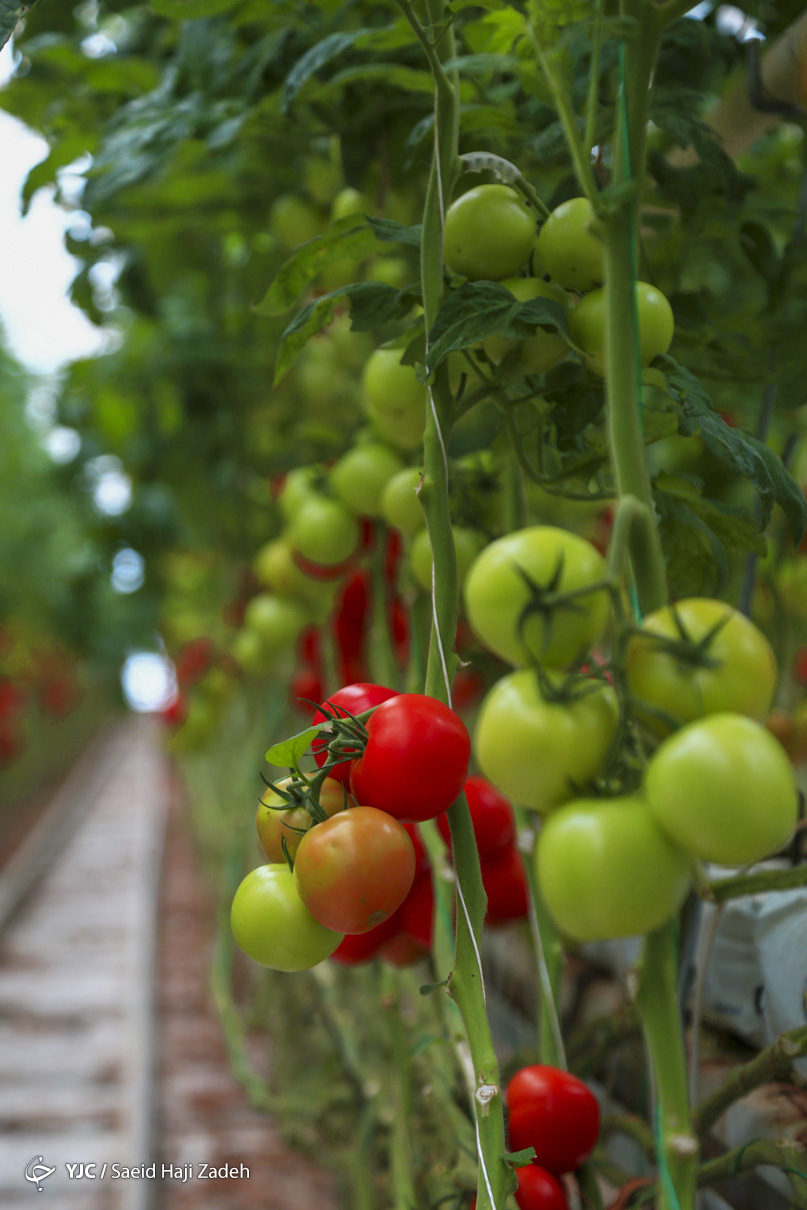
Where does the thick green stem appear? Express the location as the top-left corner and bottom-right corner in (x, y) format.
(397, 0), (511, 1204)
(634, 925), (699, 1210)
(601, 207), (667, 616)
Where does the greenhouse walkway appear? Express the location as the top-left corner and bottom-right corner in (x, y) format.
(0, 716), (340, 1210)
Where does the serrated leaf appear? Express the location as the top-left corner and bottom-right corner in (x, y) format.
(256, 217), (379, 317)
(273, 282), (419, 385)
(448, 399), (503, 457)
(265, 727), (320, 769)
(312, 62), (436, 98)
(442, 52), (520, 75)
(282, 30), (368, 115)
(656, 491), (728, 597)
(660, 356), (807, 544)
(366, 215), (422, 250)
(426, 281), (572, 373)
(655, 471), (766, 558)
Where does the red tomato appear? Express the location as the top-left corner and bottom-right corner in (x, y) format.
(377, 931), (426, 967)
(358, 516), (376, 554)
(175, 637), (216, 688)
(298, 625), (322, 668)
(437, 776), (515, 860)
(515, 1165), (568, 1210)
(293, 806), (416, 934)
(400, 868), (434, 950)
(507, 1066), (600, 1175)
(289, 668), (325, 717)
(330, 913), (400, 965)
(389, 596), (411, 667)
(0, 679), (25, 716)
(451, 667), (485, 712)
(794, 647), (807, 686)
(160, 693), (188, 728)
(312, 682), (398, 784)
(402, 822), (428, 871)
(350, 694), (471, 821)
(333, 570), (372, 682)
(385, 528), (404, 585)
(482, 845), (529, 926)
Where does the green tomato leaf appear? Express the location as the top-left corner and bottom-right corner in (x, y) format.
(656, 491), (729, 598)
(504, 1148), (538, 1167)
(256, 216), (379, 317)
(265, 726), (320, 770)
(1, 0), (43, 50)
(282, 31), (368, 115)
(273, 283), (420, 385)
(660, 357), (806, 544)
(366, 215), (422, 250)
(426, 281), (572, 374)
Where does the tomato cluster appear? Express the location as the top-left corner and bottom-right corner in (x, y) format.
(231, 683), (471, 971)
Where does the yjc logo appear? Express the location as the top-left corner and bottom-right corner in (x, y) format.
(25, 1157), (56, 1192)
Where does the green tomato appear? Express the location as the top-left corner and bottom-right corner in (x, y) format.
(627, 598), (777, 732)
(474, 670), (619, 813)
(331, 443), (405, 517)
(444, 184), (536, 281)
(231, 864), (343, 970)
(536, 197), (604, 292)
(464, 526), (610, 668)
(270, 194), (325, 250)
(569, 282), (674, 376)
(362, 347), (426, 451)
(289, 496), (359, 566)
(482, 277), (573, 373)
(410, 526), (484, 592)
(304, 152), (343, 206)
(277, 466), (319, 522)
(330, 186), (371, 224)
(645, 713), (799, 866)
(537, 796), (693, 942)
(253, 539), (318, 601)
(243, 594), (309, 655)
(365, 255), (410, 289)
(381, 466), (425, 537)
(328, 313), (374, 370)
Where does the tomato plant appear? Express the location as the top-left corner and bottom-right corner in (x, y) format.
(293, 806), (417, 934)
(350, 693), (471, 821)
(410, 525), (484, 592)
(230, 865), (343, 971)
(645, 714), (799, 866)
(507, 1065), (600, 1175)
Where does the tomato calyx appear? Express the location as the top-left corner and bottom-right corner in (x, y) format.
(630, 606), (731, 673)
(513, 557), (613, 663)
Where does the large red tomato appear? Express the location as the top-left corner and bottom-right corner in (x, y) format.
(293, 807), (416, 934)
(437, 776), (515, 859)
(350, 693), (471, 821)
(507, 1065), (600, 1175)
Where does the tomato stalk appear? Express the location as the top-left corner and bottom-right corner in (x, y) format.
(395, 0), (512, 1204)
